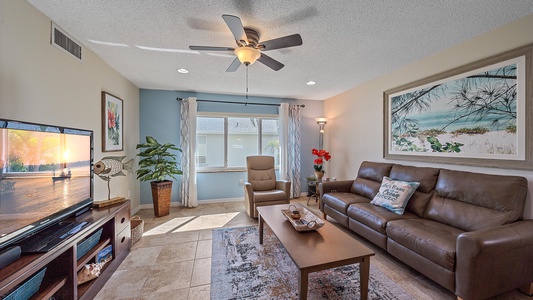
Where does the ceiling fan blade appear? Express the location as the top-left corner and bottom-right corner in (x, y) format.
(189, 46), (234, 51)
(226, 57), (241, 72)
(260, 34), (303, 51)
(222, 14), (248, 44)
(257, 53), (284, 71)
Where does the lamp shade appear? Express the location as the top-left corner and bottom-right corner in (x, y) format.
(315, 117), (327, 124)
(234, 46), (261, 65)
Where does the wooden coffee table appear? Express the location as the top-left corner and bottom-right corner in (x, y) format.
(257, 203), (375, 300)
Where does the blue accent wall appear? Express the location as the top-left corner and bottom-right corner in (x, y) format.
(139, 89), (323, 204)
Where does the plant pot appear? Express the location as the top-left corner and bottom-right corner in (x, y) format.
(150, 180), (173, 217)
(314, 171), (324, 180)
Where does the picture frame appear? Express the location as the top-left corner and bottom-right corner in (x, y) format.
(384, 43), (533, 170)
(102, 92), (124, 152)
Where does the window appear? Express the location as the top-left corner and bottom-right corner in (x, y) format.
(196, 135), (207, 166)
(228, 117), (258, 167)
(196, 114), (279, 171)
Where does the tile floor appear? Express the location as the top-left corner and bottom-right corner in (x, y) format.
(95, 198), (530, 300)
(94, 201), (255, 300)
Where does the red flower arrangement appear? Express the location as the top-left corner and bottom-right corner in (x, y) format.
(312, 148), (331, 172)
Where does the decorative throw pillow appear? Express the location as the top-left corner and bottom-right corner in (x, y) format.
(370, 176), (420, 215)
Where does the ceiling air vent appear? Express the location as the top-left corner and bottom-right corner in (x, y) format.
(51, 22), (82, 60)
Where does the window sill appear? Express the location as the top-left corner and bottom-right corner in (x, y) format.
(196, 166), (280, 173)
(197, 168), (246, 173)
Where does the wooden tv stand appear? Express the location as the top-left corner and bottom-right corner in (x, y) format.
(0, 201), (131, 299)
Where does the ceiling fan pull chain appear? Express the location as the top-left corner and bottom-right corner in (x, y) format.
(246, 65), (249, 100)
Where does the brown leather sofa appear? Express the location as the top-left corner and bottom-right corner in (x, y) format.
(319, 161), (533, 300)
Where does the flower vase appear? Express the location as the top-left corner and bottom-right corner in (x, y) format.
(314, 171), (324, 180)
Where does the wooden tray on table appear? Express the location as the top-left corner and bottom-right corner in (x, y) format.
(281, 205), (325, 232)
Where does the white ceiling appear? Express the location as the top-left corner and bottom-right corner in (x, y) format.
(27, 0), (533, 101)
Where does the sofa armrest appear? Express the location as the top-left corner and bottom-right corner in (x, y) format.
(456, 220), (533, 299)
(319, 180), (354, 212)
(276, 180), (291, 199)
(243, 182), (255, 217)
(318, 180), (354, 195)
(244, 182), (254, 200)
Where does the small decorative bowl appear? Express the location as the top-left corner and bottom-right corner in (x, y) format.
(290, 211), (301, 220)
(289, 205), (301, 220)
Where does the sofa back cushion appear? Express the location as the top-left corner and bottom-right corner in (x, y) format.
(389, 164), (440, 217)
(424, 169), (528, 231)
(351, 161), (393, 199)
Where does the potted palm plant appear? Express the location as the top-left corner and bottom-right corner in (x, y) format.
(136, 136), (182, 217)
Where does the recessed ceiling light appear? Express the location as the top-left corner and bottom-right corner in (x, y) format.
(177, 68), (189, 74)
(307, 81), (316, 86)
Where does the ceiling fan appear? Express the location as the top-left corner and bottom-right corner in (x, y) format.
(189, 14), (303, 72)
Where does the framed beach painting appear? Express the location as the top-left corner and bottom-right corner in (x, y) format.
(384, 43), (533, 170)
(102, 92), (124, 152)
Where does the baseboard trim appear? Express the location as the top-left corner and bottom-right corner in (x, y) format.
(136, 202), (183, 211)
(131, 205), (141, 215)
(134, 197), (244, 212)
(198, 197), (244, 204)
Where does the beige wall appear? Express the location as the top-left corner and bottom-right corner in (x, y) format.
(0, 0), (140, 209)
(324, 14), (533, 218)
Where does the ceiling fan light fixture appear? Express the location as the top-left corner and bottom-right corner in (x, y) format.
(234, 46), (260, 65)
(189, 15), (301, 72)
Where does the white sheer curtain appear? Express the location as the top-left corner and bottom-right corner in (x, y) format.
(179, 97), (198, 207)
(279, 103), (301, 198)
(279, 103), (289, 181)
(288, 105), (302, 197)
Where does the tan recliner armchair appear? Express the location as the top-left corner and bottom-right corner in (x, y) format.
(244, 156), (291, 218)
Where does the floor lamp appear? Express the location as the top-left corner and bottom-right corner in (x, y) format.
(315, 118), (327, 150)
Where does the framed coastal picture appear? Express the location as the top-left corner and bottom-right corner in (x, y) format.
(102, 92), (123, 152)
(384, 43), (533, 170)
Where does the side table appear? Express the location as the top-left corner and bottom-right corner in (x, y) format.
(305, 179), (321, 205)
(305, 178), (337, 205)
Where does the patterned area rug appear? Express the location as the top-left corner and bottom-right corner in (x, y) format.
(211, 225), (414, 300)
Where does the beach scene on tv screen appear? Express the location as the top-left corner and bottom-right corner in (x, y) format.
(0, 128), (91, 237)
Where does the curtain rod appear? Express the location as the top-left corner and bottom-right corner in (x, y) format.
(176, 97), (305, 108)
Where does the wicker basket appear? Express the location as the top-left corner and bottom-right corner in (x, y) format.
(3, 267), (46, 300)
(151, 181), (172, 217)
(77, 228), (103, 260)
(130, 216), (144, 246)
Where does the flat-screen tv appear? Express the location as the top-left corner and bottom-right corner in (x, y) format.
(0, 118), (93, 250)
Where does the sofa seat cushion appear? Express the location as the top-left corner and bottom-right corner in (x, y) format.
(348, 203), (419, 234)
(253, 190), (287, 202)
(322, 192), (370, 214)
(386, 219), (464, 271)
